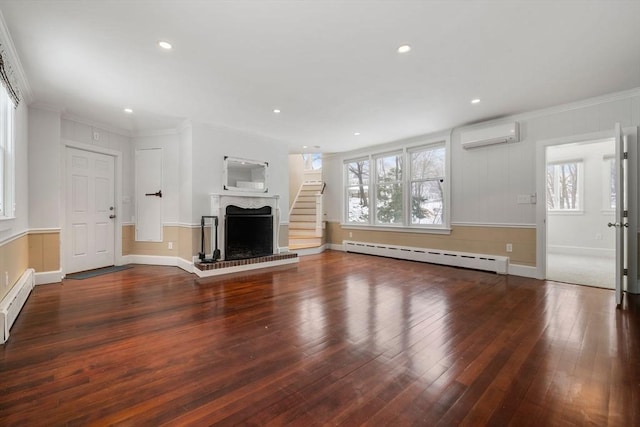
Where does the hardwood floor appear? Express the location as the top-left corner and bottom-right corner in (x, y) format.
(1, 251), (638, 426)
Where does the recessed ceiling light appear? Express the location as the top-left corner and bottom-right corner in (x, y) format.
(123, 107), (133, 114)
(471, 98), (481, 104)
(273, 109), (281, 114)
(397, 45), (411, 54)
(302, 145), (308, 149)
(158, 41), (173, 50)
(354, 132), (361, 136)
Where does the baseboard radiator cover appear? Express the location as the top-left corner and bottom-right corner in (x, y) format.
(344, 240), (508, 274)
(1, 268), (35, 344)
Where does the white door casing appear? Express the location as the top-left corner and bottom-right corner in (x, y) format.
(135, 148), (163, 242)
(65, 147), (115, 274)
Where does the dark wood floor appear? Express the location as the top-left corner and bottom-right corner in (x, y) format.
(1, 251), (639, 426)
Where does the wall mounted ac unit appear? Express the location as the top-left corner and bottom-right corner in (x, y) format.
(461, 122), (520, 149)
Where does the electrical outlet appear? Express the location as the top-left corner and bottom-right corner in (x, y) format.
(506, 243), (513, 253)
(4, 271), (8, 287)
(93, 131), (100, 141)
(349, 232), (353, 238)
(168, 242), (173, 250)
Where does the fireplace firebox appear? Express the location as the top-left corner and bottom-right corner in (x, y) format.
(225, 205), (273, 260)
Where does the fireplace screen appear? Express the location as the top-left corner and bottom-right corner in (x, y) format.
(225, 205), (273, 260)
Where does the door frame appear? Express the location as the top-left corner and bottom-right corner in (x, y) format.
(535, 128), (638, 294)
(61, 139), (123, 274)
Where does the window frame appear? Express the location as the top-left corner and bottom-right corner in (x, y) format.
(343, 137), (450, 233)
(0, 83), (15, 221)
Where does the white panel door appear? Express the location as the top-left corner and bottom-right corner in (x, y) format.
(66, 148), (115, 273)
(135, 148), (163, 242)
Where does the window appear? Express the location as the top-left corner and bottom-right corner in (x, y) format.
(374, 153), (403, 224)
(0, 83), (15, 218)
(345, 159), (369, 223)
(410, 145), (445, 225)
(603, 155), (617, 210)
(546, 161), (581, 211)
(344, 140), (448, 230)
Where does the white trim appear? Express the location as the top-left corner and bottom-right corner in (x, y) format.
(0, 11), (33, 103)
(548, 245), (615, 258)
(133, 128), (179, 137)
(193, 257), (299, 278)
(176, 257), (194, 274)
(121, 254), (178, 266)
(279, 246), (289, 253)
(62, 113), (131, 138)
(340, 224), (452, 235)
(451, 222), (536, 229)
(507, 264), (538, 279)
(457, 87), (640, 134)
(35, 270), (63, 285)
(28, 228), (61, 234)
(0, 229), (27, 246)
(328, 243), (345, 251)
(291, 244), (328, 256)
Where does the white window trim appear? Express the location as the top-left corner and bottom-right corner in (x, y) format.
(0, 84), (15, 221)
(342, 136), (451, 233)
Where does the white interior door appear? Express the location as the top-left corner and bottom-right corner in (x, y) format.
(66, 148), (115, 274)
(135, 148), (163, 242)
(613, 123), (626, 307)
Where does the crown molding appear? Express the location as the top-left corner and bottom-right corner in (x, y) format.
(29, 102), (64, 114)
(457, 87), (640, 132)
(61, 112), (132, 138)
(132, 128), (179, 138)
(0, 10), (34, 104)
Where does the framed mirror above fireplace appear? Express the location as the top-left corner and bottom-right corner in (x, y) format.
(223, 156), (268, 193)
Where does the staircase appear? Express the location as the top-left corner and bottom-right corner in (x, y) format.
(289, 181), (325, 250)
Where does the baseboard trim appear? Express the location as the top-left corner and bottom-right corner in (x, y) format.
(176, 257), (194, 273)
(548, 245), (614, 258)
(328, 243), (345, 251)
(507, 264), (538, 278)
(121, 255), (178, 266)
(35, 270), (63, 285)
(291, 244), (328, 256)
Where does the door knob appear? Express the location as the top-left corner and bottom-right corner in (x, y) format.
(109, 214), (116, 219)
(608, 222), (620, 228)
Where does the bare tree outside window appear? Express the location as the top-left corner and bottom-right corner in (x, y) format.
(410, 146), (445, 224)
(546, 162), (580, 210)
(346, 160), (369, 223)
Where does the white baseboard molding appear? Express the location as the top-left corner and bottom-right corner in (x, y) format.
(507, 264), (538, 279)
(291, 244), (328, 257)
(547, 245), (614, 258)
(328, 243), (345, 251)
(176, 257), (194, 274)
(35, 270), (63, 285)
(121, 255), (178, 266)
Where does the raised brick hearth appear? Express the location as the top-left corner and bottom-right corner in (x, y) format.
(193, 252), (299, 277)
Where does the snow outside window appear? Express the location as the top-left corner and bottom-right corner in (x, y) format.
(410, 145), (445, 225)
(345, 159), (370, 223)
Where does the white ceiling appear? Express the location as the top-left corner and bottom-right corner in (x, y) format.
(1, 0), (639, 153)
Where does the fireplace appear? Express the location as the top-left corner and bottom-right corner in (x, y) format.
(225, 205), (273, 260)
(211, 193), (280, 262)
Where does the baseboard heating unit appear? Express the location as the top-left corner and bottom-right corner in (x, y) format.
(1, 268), (35, 344)
(344, 241), (508, 274)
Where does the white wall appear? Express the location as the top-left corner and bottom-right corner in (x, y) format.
(452, 92), (640, 226)
(190, 122), (289, 224)
(323, 90), (640, 232)
(28, 107), (61, 229)
(178, 123), (193, 225)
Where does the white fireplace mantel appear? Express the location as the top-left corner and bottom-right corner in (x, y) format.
(210, 193), (280, 260)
